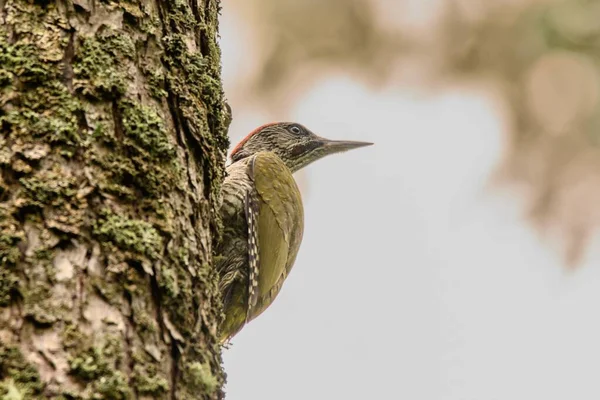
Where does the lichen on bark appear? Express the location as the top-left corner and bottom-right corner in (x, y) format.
(0, 0), (229, 398)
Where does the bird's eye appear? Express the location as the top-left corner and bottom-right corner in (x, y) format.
(289, 125), (302, 134)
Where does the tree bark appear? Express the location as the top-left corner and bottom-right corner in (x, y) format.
(0, 0), (229, 398)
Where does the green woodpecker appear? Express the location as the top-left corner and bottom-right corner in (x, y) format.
(216, 122), (372, 343)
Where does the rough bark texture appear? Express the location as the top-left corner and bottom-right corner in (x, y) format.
(0, 0), (229, 398)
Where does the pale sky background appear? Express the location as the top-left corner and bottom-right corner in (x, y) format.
(219, 2), (600, 400)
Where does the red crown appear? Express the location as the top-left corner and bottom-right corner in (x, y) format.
(230, 122), (278, 157)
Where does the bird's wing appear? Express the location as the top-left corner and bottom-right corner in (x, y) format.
(244, 183), (260, 319)
(247, 151), (304, 320)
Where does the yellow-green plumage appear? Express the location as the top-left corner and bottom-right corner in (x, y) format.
(217, 151), (303, 342)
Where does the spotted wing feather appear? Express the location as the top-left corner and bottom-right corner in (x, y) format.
(245, 179), (260, 320)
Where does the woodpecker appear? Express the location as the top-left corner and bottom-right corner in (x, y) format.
(216, 122), (372, 343)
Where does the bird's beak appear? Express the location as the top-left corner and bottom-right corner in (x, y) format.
(320, 138), (374, 155)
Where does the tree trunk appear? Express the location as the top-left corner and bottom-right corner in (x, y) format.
(0, 0), (229, 398)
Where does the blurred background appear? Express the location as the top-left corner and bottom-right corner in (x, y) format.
(219, 0), (600, 399)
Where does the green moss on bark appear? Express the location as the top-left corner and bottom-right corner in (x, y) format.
(184, 361), (218, 395)
(132, 365), (169, 396)
(69, 347), (111, 381)
(74, 33), (135, 99)
(67, 339), (132, 399)
(90, 100), (184, 199)
(173, 0), (198, 29)
(0, 35), (82, 146)
(120, 100), (176, 160)
(23, 285), (60, 325)
(0, 344), (44, 398)
(0, 268), (19, 306)
(146, 68), (168, 99)
(161, 30), (228, 202)
(19, 165), (78, 207)
(0, 219), (24, 266)
(93, 212), (163, 258)
(93, 372), (132, 400)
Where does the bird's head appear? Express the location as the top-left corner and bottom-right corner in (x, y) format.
(230, 122), (373, 172)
